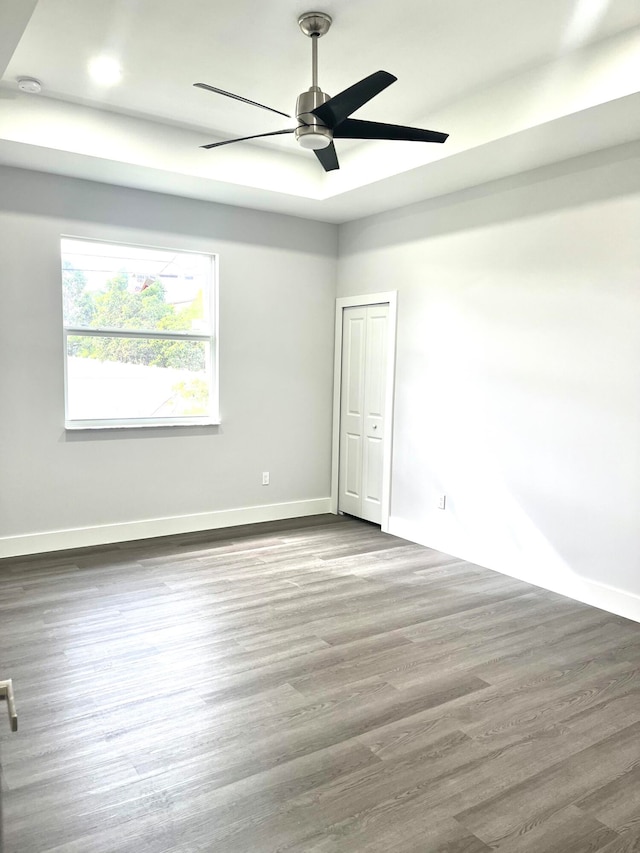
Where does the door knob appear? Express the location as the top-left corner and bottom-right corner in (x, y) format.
(0, 679), (17, 732)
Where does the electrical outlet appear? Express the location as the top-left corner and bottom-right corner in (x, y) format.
(438, 494), (446, 510)
(262, 472), (270, 485)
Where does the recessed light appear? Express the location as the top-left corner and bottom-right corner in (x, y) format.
(88, 56), (122, 86)
(17, 77), (42, 94)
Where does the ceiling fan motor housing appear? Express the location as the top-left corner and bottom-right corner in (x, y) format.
(295, 88), (333, 149)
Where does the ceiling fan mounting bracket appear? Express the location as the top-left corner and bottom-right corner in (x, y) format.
(298, 12), (332, 38)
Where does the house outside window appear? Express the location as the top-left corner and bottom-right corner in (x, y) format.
(61, 237), (218, 428)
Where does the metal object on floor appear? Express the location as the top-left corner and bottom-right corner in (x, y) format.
(0, 681), (17, 733)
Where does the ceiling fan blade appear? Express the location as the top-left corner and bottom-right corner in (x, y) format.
(201, 128), (295, 150)
(312, 71), (397, 128)
(194, 83), (292, 120)
(314, 143), (340, 172)
(333, 118), (448, 144)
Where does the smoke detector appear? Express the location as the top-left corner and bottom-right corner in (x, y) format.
(17, 77), (42, 94)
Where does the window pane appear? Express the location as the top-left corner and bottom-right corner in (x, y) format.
(66, 336), (210, 421)
(61, 239), (211, 334)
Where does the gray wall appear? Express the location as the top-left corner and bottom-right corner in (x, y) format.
(0, 167), (337, 549)
(338, 142), (640, 610)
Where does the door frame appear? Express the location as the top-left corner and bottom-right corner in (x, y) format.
(331, 291), (398, 532)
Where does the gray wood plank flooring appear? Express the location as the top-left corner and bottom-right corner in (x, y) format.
(1, 514), (639, 852)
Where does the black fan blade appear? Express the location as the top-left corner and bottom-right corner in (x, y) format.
(333, 118), (448, 144)
(312, 71), (397, 128)
(201, 128), (295, 150)
(314, 142), (340, 172)
(194, 83), (292, 120)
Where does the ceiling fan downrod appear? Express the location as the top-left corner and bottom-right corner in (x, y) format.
(295, 12), (333, 150)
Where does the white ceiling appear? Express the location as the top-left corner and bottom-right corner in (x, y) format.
(1, 0), (640, 222)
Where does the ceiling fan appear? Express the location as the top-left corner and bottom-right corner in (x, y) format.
(194, 11), (448, 172)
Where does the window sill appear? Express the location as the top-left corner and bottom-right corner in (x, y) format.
(65, 419), (221, 431)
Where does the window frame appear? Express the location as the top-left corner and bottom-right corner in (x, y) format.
(61, 236), (219, 430)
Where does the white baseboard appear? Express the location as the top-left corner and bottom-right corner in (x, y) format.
(388, 516), (640, 625)
(0, 498), (332, 559)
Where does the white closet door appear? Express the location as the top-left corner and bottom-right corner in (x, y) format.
(360, 304), (388, 522)
(338, 306), (366, 518)
(338, 303), (389, 524)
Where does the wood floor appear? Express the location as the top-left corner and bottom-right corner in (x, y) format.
(1, 515), (640, 853)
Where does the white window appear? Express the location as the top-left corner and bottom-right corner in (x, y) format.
(61, 237), (218, 429)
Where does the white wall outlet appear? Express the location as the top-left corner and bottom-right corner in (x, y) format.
(438, 494), (446, 510)
(262, 472), (270, 485)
